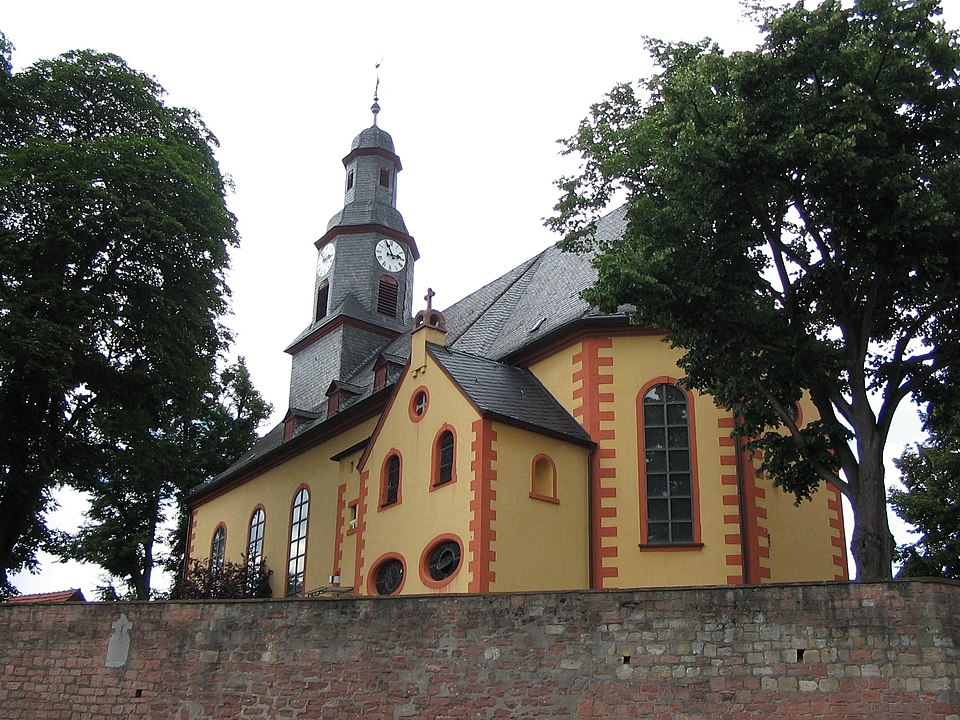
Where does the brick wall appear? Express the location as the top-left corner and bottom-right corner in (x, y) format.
(1, 580), (957, 719)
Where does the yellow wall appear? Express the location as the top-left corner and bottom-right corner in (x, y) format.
(192, 326), (846, 600)
(487, 422), (591, 592)
(355, 346), (479, 596)
(190, 420), (374, 597)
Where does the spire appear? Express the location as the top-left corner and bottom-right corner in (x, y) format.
(371, 61), (381, 126)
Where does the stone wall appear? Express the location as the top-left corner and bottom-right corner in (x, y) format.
(1, 580), (957, 719)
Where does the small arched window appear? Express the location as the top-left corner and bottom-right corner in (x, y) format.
(433, 429), (455, 486)
(530, 455), (558, 502)
(210, 525), (226, 576)
(382, 454), (401, 507)
(286, 488), (309, 597)
(377, 275), (399, 317)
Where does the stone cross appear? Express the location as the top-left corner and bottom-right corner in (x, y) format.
(425, 288), (435, 311)
(105, 613), (133, 668)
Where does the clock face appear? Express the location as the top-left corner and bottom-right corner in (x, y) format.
(375, 238), (406, 272)
(316, 243), (335, 276)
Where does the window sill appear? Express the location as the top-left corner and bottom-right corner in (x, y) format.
(638, 542), (704, 552)
(529, 492), (559, 504)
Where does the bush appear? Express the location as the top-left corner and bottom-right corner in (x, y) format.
(173, 556), (272, 599)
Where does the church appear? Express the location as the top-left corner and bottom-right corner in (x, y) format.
(185, 103), (848, 598)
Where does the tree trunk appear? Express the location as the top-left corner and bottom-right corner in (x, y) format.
(849, 437), (895, 581)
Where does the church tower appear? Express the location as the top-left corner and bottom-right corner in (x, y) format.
(285, 98), (418, 413)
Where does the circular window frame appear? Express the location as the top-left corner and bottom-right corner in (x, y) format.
(369, 553), (406, 596)
(419, 534), (464, 589)
(408, 386), (429, 422)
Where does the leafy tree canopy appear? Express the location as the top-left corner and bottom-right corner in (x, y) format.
(548, 0), (960, 580)
(52, 358), (272, 600)
(0, 34), (240, 596)
(890, 376), (960, 578)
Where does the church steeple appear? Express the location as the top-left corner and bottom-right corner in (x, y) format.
(285, 97), (419, 415)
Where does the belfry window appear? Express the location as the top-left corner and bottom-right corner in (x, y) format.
(642, 383), (695, 544)
(316, 281), (329, 321)
(346, 169), (354, 190)
(379, 167), (390, 188)
(377, 275), (399, 317)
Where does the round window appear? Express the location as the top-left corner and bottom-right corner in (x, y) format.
(413, 390), (427, 416)
(427, 540), (461, 582)
(375, 558), (404, 595)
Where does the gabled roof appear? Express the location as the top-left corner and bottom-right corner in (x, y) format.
(7, 588), (86, 603)
(428, 343), (592, 446)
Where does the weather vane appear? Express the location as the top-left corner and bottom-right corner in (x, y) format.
(371, 59), (382, 125)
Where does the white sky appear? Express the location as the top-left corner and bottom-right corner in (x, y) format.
(5, 1), (956, 596)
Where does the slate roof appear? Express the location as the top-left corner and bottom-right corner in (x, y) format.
(428, 343), (592, 445)
(190, 205), (628, 497)
(350, 125), (396, 154)
(325, 201), (409, 235)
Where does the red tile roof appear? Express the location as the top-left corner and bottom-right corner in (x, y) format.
(6, 588), (86, 603)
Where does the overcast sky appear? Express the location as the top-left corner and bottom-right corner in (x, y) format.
(6, 1), (957, 596)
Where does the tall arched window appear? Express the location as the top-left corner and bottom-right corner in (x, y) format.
(286, 488), (309, 597)
(641, 383), (695, 544)
(433, 429), (455, 486)
(247, 507), (265, 572)
(382, 453), (401, 507)
(210, 525), (226, 575)
(377, 275), (399, 317)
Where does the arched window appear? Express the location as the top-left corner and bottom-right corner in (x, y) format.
(247, 507), (265, 572)
(286, 488), (309, 597)
(530, 455), (558, 502)
(377, 275), (399, 317)
(315, 281), (329, 321)
(641, 383), (695, 544)
(433, 429), (455, 486)
(381, 453), (401, 507)
(210, 524), (226, 575)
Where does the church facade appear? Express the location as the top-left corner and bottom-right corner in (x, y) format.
(185, 113), (848, 598)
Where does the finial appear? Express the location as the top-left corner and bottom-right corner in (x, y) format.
(371, 60), (382, 126)
(425, 288), (435, 311)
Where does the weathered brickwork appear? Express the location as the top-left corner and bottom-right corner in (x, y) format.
(1, 580), (957, 719)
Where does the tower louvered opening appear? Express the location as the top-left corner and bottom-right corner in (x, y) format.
(377, 275), (399, 317)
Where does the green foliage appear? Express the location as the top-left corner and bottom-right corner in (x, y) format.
(549, 1), (960, 580)
(173, 556), (272, 600)
(890, 382), (960, 578)
(52, 358), (271, 600)
(0, 36), (240, 595)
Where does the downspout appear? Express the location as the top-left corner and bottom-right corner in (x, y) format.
(587, 444), (597, 590)
(734, 431), (751, 584)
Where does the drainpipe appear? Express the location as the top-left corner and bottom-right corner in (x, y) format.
(734, 430), (751, 584)
(587, 444), (597, 590)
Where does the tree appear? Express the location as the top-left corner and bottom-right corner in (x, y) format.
(0, 36), (239, 596)
(890, 379), (960, 578)
(53, 359), (272, 600)
(548, 0), (960, 580)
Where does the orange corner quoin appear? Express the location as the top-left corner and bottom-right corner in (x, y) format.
(181, 103), (850, 600)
